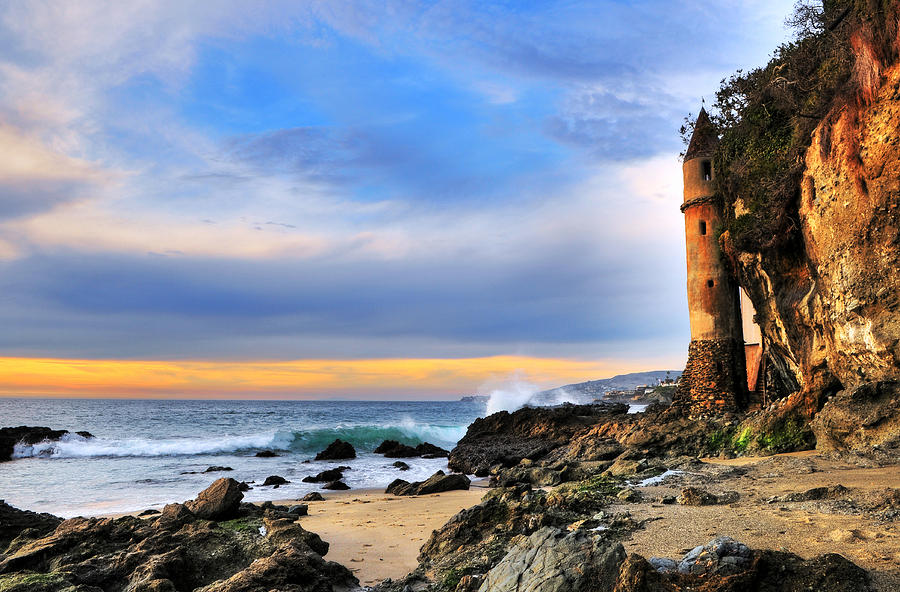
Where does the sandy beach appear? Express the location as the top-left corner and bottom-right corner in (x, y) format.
(277, 481), (489, 586)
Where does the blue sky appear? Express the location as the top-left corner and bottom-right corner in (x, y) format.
(0, 1), (794, 394)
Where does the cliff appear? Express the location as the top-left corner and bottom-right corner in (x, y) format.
(707, 0), (900, 445)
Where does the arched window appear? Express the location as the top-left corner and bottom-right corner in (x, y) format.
(701, 160), (712, 181)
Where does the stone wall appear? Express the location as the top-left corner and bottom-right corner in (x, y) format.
(674, 339), (747, 417)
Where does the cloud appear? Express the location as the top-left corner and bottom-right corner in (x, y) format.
(0, 0), (794, 375)
(0, 124), (110, 220)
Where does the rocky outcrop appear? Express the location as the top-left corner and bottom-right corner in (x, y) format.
(720, 3), (900, 423)
(0, 486), (356, 592)
(0, 501), (61, 553)
(448, 403), (629, 475)
(0, 426), (93, 462)
(315, 439), (356, 461)
(812, 381), (900, 450)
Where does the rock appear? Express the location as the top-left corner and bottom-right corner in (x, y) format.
(648, 557), (678, 573)
(604, 458), (646, 477)
(385, 479), (412, 495)
(203, 466), (233, 473)
(263, 516), (329, 555)
(387, 471), (470, 496)
(194, 541), (357, 592)
(287, 504), (308, 516)
(392, 461), (410, 470)
(659, 495), (677, 504)
(477, 526), (626, 592)
(302, 467), (346, 483)
(0, 500), (61, 552)
(301, 492), (325, 501)
(237, 481), (251, 492)
(262, 475), (289, 486)
(184, 478), (243, 520)
(616, 488), (641, 503)
(417, 472), (470, 495)
(314, 439), (356, 461)
(254, 450), (279, 457)
(322, 480), (350, 490)
(812, 382), (900, 451)
(416, 442), (450, 458)
(0, 484), (359, 592)
(0, 426), (93, 462)
(138, 509), (161, 517)
(677, 487), (718, 506)
(677, 536), (751, 576)
(767, 484), (850, 504)
(374, 440), (419, 457)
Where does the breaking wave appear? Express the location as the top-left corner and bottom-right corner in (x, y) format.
(11, 420), (468, 460)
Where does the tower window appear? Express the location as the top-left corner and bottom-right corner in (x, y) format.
(707, 279), (714, 287)
(701, 160), (712, 181)
(699, 221), (707, 235)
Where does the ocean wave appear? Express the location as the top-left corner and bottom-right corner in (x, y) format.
(11, 421), (468, 460)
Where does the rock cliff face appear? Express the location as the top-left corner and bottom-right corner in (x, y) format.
(724, 3), (900, 421)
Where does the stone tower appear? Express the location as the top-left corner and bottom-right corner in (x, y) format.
(673, 108), (747, 417)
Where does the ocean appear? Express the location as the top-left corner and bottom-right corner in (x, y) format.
(0, 398), (486, 518)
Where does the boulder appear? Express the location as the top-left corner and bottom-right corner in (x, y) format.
(203, 466), (233, 473)
(385, 478), (412, 495)
(287, 505), (308, 516)
(262, 475), (289, 486)
(322, 480), (350, 490)
(677, 487), (718, 506)
(392, 461), (410, 470)
(386, 471), (470, 496)
(677, 536), (751, 575)
(254, 450), (279, 457)
(301, 467), (346, 483)
(301, 492), (325, 501)
(416, 471), (470, 495)
(314, 439), (356, 461)
(416, 442), (450, 458)
(184, 478), (243, 520)
(374, 440), (419, 457)
(477, 526), (626, 592)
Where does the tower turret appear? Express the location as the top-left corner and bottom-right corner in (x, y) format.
(673, 108), (747, 417)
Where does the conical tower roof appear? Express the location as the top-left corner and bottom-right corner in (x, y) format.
(685, 107), (718, 160)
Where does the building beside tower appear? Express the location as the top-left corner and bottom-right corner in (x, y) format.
(673, 108), (755, 417)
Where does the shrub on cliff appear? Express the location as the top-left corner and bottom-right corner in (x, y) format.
(684, 1), (898, 253)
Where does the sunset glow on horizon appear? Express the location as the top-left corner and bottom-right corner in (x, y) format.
(0, 355), (673, 400)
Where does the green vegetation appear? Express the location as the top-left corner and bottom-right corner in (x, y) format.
(217, 518), (262, 534)
(0, 572), (72, 592)
(732, 427), (754, 453)
(756, 418), (815, 453)
(573, 473), (625, 496)
(705, 420), (813, 455)
(683, 1), (861, 253)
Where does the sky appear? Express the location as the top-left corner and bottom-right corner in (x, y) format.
(0, 0), (794, 399)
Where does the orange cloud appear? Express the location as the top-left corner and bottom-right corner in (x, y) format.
(0, 356), (665, 399)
